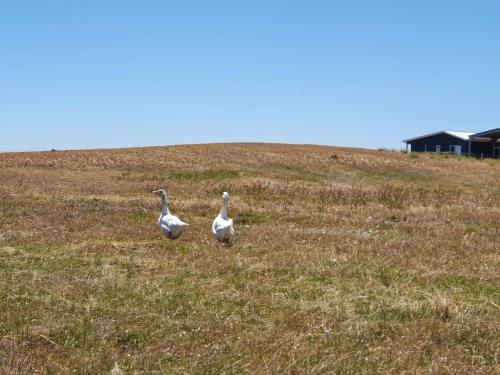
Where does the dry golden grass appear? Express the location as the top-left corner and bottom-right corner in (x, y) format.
(0, 143), (499, 374)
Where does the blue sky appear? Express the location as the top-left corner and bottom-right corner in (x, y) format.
(1, 1), (499, 151)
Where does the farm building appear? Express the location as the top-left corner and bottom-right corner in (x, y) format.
(403, 128), (500, 158)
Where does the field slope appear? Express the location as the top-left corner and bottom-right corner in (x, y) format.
(0, 143), (499, 374)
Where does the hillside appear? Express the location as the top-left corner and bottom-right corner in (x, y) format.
(0, 143), (499, 374)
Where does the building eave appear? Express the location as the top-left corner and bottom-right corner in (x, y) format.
(470, 128), (500, 140)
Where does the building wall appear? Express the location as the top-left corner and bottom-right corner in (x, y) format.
(408, 134), (468, 153)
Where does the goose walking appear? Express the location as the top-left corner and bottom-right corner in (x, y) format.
(212, 192), (234, 244)
(153, 189), (189, 239)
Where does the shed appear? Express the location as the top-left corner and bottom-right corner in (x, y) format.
(468, 128), (500, 158)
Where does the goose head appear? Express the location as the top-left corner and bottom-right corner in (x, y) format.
(223, 192), (229, 203)
(153, 189), (169, 204)
(154, 189), (170, 214)
(153, 189), (167, 198)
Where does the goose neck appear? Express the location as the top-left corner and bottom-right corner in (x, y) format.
(161, 195), (170, 215)
(219, 201), (228, 219)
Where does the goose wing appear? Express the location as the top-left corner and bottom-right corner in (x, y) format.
(161, 214), (188, 227)
(212, 215), (228, 232)
(212, 215), (234, 240)
(159, 214), (188, 239)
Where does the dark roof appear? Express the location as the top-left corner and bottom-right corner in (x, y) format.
(403, 130), (472, 143)
(470, 128), (500, 140)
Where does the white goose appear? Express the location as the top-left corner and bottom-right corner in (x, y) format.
(212, 192), (234, 244)
(153, 189), (189, 239)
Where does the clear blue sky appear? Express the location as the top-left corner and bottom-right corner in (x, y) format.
(1, 1), (499, 151)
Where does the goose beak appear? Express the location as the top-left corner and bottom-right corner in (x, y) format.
(152, 190), (160, 194)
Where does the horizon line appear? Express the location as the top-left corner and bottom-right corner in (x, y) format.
(0, 141), (405, 155)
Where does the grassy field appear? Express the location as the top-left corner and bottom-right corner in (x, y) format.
(0, 143), (499, 374)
